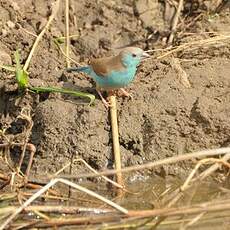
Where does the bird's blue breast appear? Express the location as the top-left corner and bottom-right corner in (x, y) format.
(90, 67), (137, 89)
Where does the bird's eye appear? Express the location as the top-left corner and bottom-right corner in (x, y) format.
(132, 53), (137, 57)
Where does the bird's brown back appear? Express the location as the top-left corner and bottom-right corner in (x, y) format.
(90, 54), (125, 77)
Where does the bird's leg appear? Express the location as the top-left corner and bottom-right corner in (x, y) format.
(107, 90), (115, 97)
(96, 89), (111, 108)
(118, 88), (133, 99)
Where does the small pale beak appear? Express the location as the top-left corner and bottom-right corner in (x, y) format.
(141, 52), (150, 59)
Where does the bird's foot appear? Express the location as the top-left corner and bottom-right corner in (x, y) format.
(102, 97), (112, 108)
(97, 90), (112, 108)
(118, 88), (133, 100)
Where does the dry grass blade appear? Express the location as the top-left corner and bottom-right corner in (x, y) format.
(180, 212), (206, 230)
(168, 0), (184, 45)
(181, 157), (230, 191)
(55, 180), (127, 213)
(157, 33), (230, 59)
(65, 0), (70, 67)
(59, 147), (230, 179)
(153, 152), (230, 228)
(0, 178), (128, 230)
(55, 42), (81, 66)
(31, 215), (121, 228)
(128, 199), (230, 218)
(16, 107), (34, 181)
(23, 0), (61, 71)
(7, 200), (230, 228)
(164, 155), (230, 208)
(0, 142), (36, 182)
(0, 205), (111, 215)
(198, 153), (230, 180)
(53, 158), (124, 189)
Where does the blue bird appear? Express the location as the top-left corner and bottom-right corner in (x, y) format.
(67, 47), (150, 107)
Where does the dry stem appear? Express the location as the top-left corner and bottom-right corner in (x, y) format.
(0, 178), (128, 230)
(23, 0), (61, 71)
(157, 34), (230, 59)
(128, 200), (230, 218)
(198, 153), (230, 181)
(168, 0), (184, 45)
(59, 147), (230, 179)
(5, 200), (230, 228)
(109, 95), (124, 194)
(65, 0), (70, 67)
(0, 205), (111, 215)
(16, 107), (34, 181)
(53, 158), (124, 189)
(181, 157), (230, 191)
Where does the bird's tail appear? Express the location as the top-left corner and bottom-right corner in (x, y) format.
(66, 66), (91, 74)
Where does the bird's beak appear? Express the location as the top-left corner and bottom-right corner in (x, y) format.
(141, 52), (150, 59)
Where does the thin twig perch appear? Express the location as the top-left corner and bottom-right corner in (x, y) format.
(109, 95), (124, 194)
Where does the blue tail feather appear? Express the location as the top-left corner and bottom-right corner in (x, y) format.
(66, 66), (91, 74)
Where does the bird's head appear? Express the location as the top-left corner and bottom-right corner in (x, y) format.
(119, 47), (150, 67)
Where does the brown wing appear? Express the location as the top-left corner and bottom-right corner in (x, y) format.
(90, 55), (125, 77)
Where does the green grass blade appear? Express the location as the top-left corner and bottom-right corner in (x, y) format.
(54, 34), (80, 45)
(53, 37), (65, 45)
(14, 50), (28, 90)
(29, 86), (95, 105)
